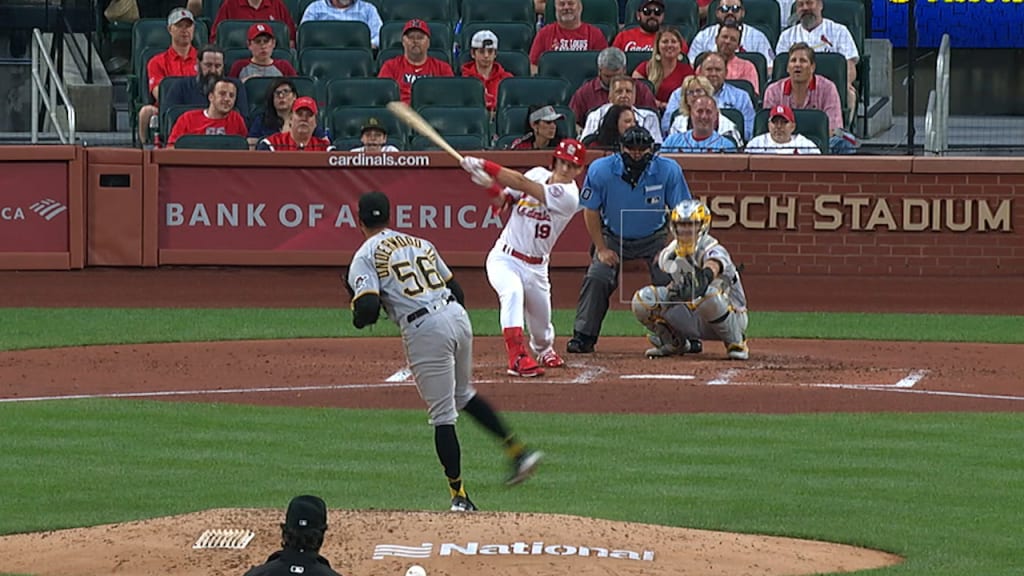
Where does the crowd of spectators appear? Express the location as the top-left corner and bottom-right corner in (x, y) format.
(126, 0), (861, 154)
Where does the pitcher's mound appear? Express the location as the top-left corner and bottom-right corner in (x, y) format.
(0, 508), (901, 575)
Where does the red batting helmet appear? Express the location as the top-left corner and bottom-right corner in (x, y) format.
(553, 138), (586, 166)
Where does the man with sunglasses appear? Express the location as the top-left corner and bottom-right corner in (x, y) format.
(688, 0), (774, 72)
(613, 0), (685, 54)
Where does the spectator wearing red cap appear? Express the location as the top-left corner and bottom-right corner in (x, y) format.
(378, 19), (453, 104)
(744, 104), (820, 154)
(137, 8), (198, 145)
(228, 23), (297, 82)
(257, 97), (334, 151)
(167, 78), (249, 147)
(529, 0), (608, 75)
(460, 30), (513, 112)
(209, 0), (296, 46)
(300, 0), (382, 48)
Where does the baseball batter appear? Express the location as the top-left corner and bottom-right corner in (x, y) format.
(459, 140), (587, 377)
(631, 199), (750, 360)
(346, 191), (543, 512)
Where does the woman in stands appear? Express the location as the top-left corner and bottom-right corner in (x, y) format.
(581, 104), (636, 149)
(247, 78), (326, 147)
(632, 27), (694, 112)
(666, 74), (743, 145)
(506, 104), (566, 150)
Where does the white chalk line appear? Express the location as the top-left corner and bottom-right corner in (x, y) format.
(0, 382), (413, 404)
(620, 374), (695, 380)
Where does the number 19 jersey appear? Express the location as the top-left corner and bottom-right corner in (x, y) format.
(496, 167), (580, 259)
(348, 228), (454, 325)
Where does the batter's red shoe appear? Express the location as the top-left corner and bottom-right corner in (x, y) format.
(508, 354), (545, 377)
(538, 349), (565, 368)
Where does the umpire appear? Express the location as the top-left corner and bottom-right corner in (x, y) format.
(567, 126), (692, 354)
(242, 495), (344, 576)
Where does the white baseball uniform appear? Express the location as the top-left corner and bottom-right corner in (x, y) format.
(486, 167), (580, 357)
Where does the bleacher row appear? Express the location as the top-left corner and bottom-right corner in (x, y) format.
(126, 0), (867, 151)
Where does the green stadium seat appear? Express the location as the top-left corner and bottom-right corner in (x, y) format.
(459, 22), (535, 54)
(708, 0), (781, 47)
(736, 51), (768, 96)
(625, 49), (651, 74)
(418, 106), (491, 138)
(376, 47), (453, 70)
(161, 104), (205, 144)
(411, 77), (485, 109)
(224, 48), (296, 77)
(752, 107), (829, 153)
(494, 133), (522, 148)
(325, 77), (400, 108)
(244, 76), (317, 117)
(771, 51), (848, 118)
(297, 21), (371, 51)
(378, 0), (453, 21)
(329, 106), (409, 143)
(463, 0), (534, 25)
(174, 134), (251, 150)
(217, 19), (291, 49)
(496, 105), (576, 138)
(536, 50), (601, 96)
(410, 133), (489, 151)
(203, 0), (224, 24)
(496, 77), (572, 109)
(547, 0), (619, 27)
(625, 0), (698, 38)
(289, 0), (319, 22)
(300, 47), (375, 80)
(379, 20), (453, 53)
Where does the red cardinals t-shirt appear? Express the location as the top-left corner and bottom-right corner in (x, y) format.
(168, 109), (248, 147)
(378, 55), (454, 104)
(529, 23), (608, 65)
(613, 27), (656, 52)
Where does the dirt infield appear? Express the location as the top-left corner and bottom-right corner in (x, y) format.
(0, 268), (1021, 575)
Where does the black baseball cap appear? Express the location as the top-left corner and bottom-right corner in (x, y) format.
(359, 191), (390, 227)
(284, 495), (328, 531)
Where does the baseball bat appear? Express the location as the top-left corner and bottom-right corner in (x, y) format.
(386, 101), (465, 163)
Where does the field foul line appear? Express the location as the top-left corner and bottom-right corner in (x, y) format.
(0, 382), (413, 403)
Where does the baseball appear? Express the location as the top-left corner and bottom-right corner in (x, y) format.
(404, 565), (427, 576)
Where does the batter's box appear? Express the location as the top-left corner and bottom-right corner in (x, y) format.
(698, 366), (930, 389)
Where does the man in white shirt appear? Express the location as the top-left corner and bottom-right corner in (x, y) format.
(776, 0), (858, 122)
(580, 76), (663, 144)
(744, 104), (821, 154)
(688, 0), (774, 73)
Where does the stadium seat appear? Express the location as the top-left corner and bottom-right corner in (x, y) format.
(752, 107), (829, 153)
(736, 51), (768, 95)
(216, 19), (291, 49)
(536, 50), (601, 96)
(132, 18), (205, 53)
(288, 0), (319, 22)
(329, 106), (409, 143)
(463, 0), (535, 25)
(297, 21), (371, 51)
(725, 78), (759, 107)
(411, 77), (485, 109)
(378, 0), (452, 22)
(245, 76), (317, 117)
(719, 107), (746, 140)
(376, 47), (453, 70)
(173, 134), (250, 150)
(417, 106), (490, 138)
(625, 0), (698, 40)
(496, 105), (576, 138)
(224, 48), (296, 77)
(594, 22), (619, 44)
(708, 0), (781, 47)
(379, 20), (453, 53)
(130, 45), (165, 107)
(459, 21), (535, 54)
(546, 0), (619, 27)
(410, 133), (489, 151)
(325, 77), (400, 108)
(496, 77), (572, 109)
(771, 51), (848, 117)
(300, 47), (375, 80)
(626, 49), (651, 74)
(203, 0), (224, 24)
(494, 134), (522, 149)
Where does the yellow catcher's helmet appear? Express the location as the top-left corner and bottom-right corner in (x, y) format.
(669, 200), (711, 257)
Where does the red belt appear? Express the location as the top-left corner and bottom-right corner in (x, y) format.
(502, 244), (543, 265)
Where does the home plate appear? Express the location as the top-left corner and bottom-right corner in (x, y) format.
(621, 374), (695, 380)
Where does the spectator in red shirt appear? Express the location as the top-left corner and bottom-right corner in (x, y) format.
(209, 0), (296, 46)
(529, 0), (608, 75)
(229, 22), (298, 82)
(138, 8), (198, 145)
(568, 47), (657, 132)
(506, 104), (566, 150)
(378, 19), (454, 104)
(168, 78), (249, 147)
(613, 0), (682, 54)
(460, 30), (513, 112)
(632, 27), (695, 110)
(257, 97), (334, 151)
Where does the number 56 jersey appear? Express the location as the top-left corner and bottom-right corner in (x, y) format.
(496, 167), (580, 260)
(348, 229), (454, 327)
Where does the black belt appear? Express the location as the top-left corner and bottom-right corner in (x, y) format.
(406, 294), (456, 324)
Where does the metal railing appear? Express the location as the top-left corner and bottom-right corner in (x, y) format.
(925, 34), (950, 155)
(30, 27), (76, 144)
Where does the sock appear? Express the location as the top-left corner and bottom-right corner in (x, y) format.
(502, 326), (526, 364)
(463, 395), (524, 458)
(434, 424), (462, 494)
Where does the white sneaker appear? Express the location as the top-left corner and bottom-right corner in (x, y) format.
(726, 341), (749, 360)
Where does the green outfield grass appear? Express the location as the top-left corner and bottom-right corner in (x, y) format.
(1, 307), (1022, 576)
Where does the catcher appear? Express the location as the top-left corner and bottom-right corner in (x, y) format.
(631, 199), (749, 360)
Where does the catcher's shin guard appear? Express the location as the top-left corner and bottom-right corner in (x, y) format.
(631, 285), (672, 330)
(695, 289), (748, 359)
